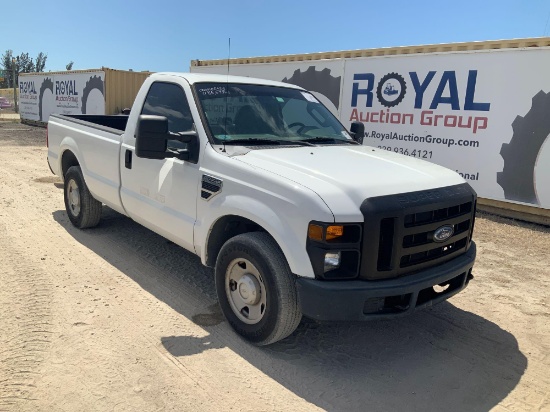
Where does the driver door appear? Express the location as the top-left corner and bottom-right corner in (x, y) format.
(120, 81), (200, 252)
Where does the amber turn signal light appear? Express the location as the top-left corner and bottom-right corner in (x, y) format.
(308, 224), (324, 241)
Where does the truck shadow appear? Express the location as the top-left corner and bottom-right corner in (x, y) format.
(53, 207), (527, 412)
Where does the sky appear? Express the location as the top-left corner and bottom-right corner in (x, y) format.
(1, 0), (550, 73)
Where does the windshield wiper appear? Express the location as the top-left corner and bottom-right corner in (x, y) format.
(297, 137), (360, 145)
(222, 138), (315, 146)
(222, 138), (283, 145)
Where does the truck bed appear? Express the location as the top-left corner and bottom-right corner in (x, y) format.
(47, 114), (126, 215)
(62, 114), (129, 134)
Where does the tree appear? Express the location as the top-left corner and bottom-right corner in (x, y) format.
(66, 61), (74, 71)
(1, 51), (20, 89)
(0, 50), (14, 89)
(0, 50), (48, 88)
(17, 52), (35, 73)
(36, 52), (47, 72)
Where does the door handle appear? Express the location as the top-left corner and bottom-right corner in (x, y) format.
(125, 150), (132, 169)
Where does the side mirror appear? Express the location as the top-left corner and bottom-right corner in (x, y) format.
(169, 130), (200, 163)
(349, 121), (365, 144)
(135, 115), (169, 159)
(175, 129), (198, 143)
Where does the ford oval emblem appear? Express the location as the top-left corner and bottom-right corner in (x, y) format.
(433, 225), (454, 242)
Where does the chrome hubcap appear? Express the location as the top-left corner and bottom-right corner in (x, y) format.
(225, 258), (266, 324)
(67, 179), (81, 217)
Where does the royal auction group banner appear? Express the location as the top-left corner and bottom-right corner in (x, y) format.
(18, 71), (105, 122)
(192, 48), (550, 209)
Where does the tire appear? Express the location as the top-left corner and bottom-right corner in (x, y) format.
(215, 232), (302, 346)
(81, 75), (104, 114)
(497, 90), (550, 205)
(64, 166), (102, 229)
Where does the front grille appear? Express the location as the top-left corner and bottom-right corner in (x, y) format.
(403, 218), (470, 248)
(360, 183), (476, 280)
(377, 218), (395, 271)
(400, 204), (472, 268)
(400, 236), (468, 267)
(404, 202), (472, 227)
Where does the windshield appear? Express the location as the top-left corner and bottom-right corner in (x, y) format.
(194, 83), (352, 145)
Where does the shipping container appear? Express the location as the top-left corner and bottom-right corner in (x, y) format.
(190, 37), (550, 213)
(0, 88), (17, 101)
(18, 68), (152, 124)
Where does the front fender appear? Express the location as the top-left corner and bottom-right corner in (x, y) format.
(197, 194), (329, 279)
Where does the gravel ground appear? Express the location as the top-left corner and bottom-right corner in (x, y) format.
(0, 123), (549, 411)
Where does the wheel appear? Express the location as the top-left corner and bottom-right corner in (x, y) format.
(64, 166), (102, 229)
(288, 122), (306, 131)
(215, 232), (302, 346)
(288, 122), (318, 136)
(288, 122), (307, 134)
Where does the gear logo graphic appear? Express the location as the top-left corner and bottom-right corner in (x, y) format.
(376, 72), (407, 108)
(497, 90), (550, 205)
(282, 66), (341, 111)
(38, 77), (53, 122)
(81, 75), (105, 114)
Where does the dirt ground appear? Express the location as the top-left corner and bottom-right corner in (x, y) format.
(0, 123), (548, 412)
(0, 107), (17, 115)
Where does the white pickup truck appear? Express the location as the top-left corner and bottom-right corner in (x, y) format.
(47, 72), (477, 345)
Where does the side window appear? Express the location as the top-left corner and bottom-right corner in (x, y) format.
(141, 82), (193, 149)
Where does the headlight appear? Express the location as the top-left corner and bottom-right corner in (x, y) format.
(306, 222), (362, 280)
(326, 225), (344, 241)
(307, 223), (357, 243)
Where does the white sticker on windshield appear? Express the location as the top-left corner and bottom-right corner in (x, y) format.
(199, 86), (227, 96)
(341, 131), (352, 140)
(301, 92), (319, 103)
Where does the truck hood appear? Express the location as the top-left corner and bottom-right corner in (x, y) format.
(236, 145), (465, 220)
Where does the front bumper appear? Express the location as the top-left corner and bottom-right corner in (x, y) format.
(297, 242), (476, 321)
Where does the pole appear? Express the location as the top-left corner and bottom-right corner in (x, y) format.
(12, 58), (18, 113)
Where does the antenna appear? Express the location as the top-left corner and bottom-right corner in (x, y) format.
(227, 38), (231, 75)
(222, 37), (231, 152)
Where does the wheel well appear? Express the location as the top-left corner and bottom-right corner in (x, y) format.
(61, 150), (79, 178)
(206, 215), (265, 267)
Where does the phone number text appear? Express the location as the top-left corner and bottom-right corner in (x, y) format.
(377, 146), (433, 159)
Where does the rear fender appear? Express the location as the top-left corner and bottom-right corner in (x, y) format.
(59, 137), (83, 180)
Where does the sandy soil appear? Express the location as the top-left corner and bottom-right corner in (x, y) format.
(0, 123), (548, 412)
